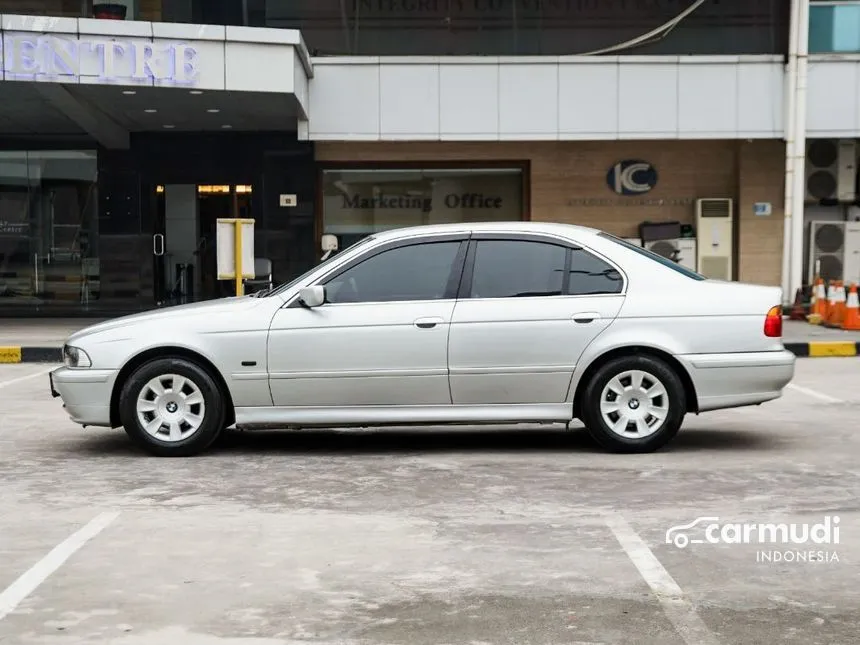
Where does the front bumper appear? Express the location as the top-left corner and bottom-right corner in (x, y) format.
(50, 366), (119, 427)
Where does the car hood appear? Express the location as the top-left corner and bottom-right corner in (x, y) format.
(66, 296), (266, 343)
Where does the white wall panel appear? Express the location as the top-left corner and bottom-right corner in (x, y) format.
(678, 60), (738, 136)
(498, 62), (558, 139)
(617, 59), (678, 138)
(379, 63), (439, 138)
(439, 62), (499, 138)
(737, 58), (783, 137)
(307, 56), (785, 141)
(807, 56), (860, 136)
(308, 62), (379, 139)
(558, 59), (618, 136)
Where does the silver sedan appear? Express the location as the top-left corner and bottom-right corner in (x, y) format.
(50, 222), (796, 457)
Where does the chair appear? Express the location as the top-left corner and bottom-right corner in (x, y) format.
(243, 258), (273, 293)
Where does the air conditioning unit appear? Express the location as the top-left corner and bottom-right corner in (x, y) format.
(644, 238), (698, 272)
(807, 221), (860, 284)
(695, 198), (734, 281)
(805, 139), (857, 203)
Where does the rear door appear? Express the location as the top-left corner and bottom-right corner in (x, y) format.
(447, 233), (626, 405)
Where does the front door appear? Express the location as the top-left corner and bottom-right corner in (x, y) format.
(447, 234), (626, 405)
(267, 234), (469, 407)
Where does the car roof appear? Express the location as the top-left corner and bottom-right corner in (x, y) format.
(365, 221), (602, 242)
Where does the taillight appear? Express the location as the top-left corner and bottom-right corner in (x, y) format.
(764, 305), (783, 337)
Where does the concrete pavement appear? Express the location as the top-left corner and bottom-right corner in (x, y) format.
(0, 359), (858, 644)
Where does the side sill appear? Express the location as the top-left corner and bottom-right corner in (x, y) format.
(234, 403), (574, 428)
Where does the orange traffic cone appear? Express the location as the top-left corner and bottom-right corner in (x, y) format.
(843, 283), (860, 331)
(829, 281), (846, 328)
(808, 278), (827, 324)
(825, 280), (838, 325)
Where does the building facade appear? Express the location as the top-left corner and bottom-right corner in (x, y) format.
(0, 0), (852, 316)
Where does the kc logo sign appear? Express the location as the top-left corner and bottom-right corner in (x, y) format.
(606, 160), (658, 196)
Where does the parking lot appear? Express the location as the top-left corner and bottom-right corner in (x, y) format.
(1, 358), (859, 645)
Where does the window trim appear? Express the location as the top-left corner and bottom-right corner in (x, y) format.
(456, 232), (627, 301)
(286, 232), (470, 308)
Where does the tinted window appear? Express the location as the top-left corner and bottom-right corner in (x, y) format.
(568, 249), (624, 295)
(598, 232), (706, 281)
(324, 241), (461, 303)
(469, 240), (565, 298)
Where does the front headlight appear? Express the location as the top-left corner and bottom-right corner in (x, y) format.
(63, 345), (92, 368)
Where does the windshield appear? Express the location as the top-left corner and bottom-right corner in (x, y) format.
(262, 235), (377, 297)
(597, 232), (706, 281)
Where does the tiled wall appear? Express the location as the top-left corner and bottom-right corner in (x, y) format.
(316, 139), (786, 285)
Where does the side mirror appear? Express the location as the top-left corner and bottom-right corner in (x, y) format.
(298, 285), (326, 308)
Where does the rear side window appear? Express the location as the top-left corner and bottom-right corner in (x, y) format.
(568, 248), (624, 295)
(598, 232), (706, 281)
(469, 240), (566, 298)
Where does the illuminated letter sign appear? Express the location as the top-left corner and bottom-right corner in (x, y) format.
(1, 33), (200, 86)
(606, 160), (658, 196)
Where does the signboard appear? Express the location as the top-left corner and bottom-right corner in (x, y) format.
(216, 219), (255, 280)
(606, 160), (658, 196)
(0, 33), (200, 85)
(754, 202), (772, 216)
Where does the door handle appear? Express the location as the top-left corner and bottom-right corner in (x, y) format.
(414, 316), (444, 329)
(572, 312), (601, 324)
(153, 233), (165, 256)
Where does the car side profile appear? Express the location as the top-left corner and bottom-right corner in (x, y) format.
(50, 222), (796, 457)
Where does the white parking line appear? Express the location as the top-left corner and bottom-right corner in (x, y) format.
(0, 367), (55, 391)
(786, 383), (845, 404)
(0, 511), (120, 621)
(604, 512), (721, 645)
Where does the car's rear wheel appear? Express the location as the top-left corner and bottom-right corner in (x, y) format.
(580, 355), (686, 453)
(118, 357), (225, 457)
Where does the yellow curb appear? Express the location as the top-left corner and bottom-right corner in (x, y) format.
(0, 346), (23, 363)
(808, 341), (858, 357)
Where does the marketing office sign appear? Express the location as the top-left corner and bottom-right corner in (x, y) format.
(0, 33), (200, 85)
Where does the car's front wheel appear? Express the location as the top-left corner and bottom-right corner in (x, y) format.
(118, 357), (226, 457)
(580, 355), (686, 453)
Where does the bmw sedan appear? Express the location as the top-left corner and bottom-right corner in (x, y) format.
(50, 222), (796, 457)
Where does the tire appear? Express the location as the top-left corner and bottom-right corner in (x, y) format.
(118, 357), (226, 457)
(579, 354), (686, 454)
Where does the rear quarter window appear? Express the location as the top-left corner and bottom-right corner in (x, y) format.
(597, 232), (707, 281)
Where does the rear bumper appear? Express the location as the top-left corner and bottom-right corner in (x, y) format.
(678, 349), (796, 412)
(50, 366), (118, 427)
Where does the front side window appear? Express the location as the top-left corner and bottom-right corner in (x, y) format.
(323, 241), (462, 304)
(469, 240), (566, 299)
(568, 248), (624, 295)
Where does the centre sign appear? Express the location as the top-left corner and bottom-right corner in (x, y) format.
(0, 33), (200, 85)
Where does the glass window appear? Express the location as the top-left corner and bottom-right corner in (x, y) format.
(321, 167), (523, 245)
(0, 151), (99, 311)
(810, 2), (860, 53)
(598, 232), (706, 281)
(469, 240), (565, 299)
(263, 0), (786, 56)
(568, 248), (624, 295)
(323, 241), (461, 304)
